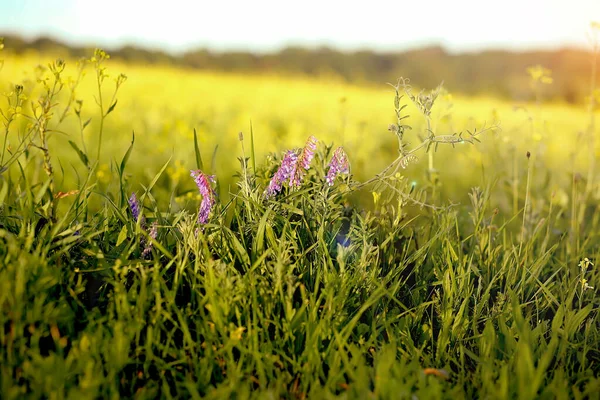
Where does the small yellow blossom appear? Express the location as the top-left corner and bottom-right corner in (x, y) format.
(372, 191), (381, 206)
(96, 164), (110, 183)
(167, 159), (188, 185)
(230, 326), (246, 341)
(527, 65), (553, 85)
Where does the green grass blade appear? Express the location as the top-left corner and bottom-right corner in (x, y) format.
(193, 128), (204, 171)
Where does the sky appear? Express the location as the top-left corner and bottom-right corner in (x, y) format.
(1, 0), (599, 54)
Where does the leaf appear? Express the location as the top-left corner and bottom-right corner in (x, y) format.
(34, 179), (53, 204)
(116, 225), (128, 246)
(211, 144), (219, 176)
(250, 120), (256, 175)
(193, 128), (204, 170)
(145, 156), (172, 194)
(0, 180), (8, 207)
(119, 131), (135, 207)
(253, 208), (272, 256)
(106, 100), (118, 116)
(82, 118), (92, 130)
(68, 140), (89, 167)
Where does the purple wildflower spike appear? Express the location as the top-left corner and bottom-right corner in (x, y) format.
(299, 135), (317, 170)
(142, 222), (158, 259)
(290, 136), (318, 187)
(128, 193), (146, 228)
(191, 169), (216, 224)
(265, 150), (299, 197)
(326, 147), (350, 186)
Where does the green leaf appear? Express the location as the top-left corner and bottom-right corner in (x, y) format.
(68, 140), (89, 167)
(250, 120), (256, 175)
(193, 128), (204, 170)
(106, 100), (118, 116)
(119, 131), (135, 207)
(0, 180), (8, 207)
(34, 179), (52, 205)
(145, 156), (172, 195)
(211, 144), (219, 176)
(116, 225), (128, 246)
(252, 208), (271, 257)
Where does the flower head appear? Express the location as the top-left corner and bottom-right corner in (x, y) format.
(290, 135), (318, 187)
(326, 147), (350, 186)
(266, 136), (319, 197)
(265, 150), (298, 197)
(142, 222), (158, 259)
(191, 169), (216, 224)
(299, 135), (317, 170)
(128, 193), (146, 227)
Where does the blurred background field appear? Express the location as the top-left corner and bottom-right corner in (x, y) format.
(0, 46), (597, 215)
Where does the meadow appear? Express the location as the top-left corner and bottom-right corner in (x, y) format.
(1, 43), (600, 399)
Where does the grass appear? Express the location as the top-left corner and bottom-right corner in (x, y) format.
(1, 45), (600, 399)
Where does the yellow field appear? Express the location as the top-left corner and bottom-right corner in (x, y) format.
(0, 51), (596, 209)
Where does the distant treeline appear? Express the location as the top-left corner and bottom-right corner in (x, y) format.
(2, 34), (599, 103)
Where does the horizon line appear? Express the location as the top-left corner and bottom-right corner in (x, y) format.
(0, 30), (593, 57)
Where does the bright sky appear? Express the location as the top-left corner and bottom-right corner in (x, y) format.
(1, 0), (599, 53)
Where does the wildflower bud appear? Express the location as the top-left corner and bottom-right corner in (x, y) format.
(238, 131), (244, 141)
(142, 222), (158, 259)
(15, 84), (23, 96)
(265, 150), (298, 197)
(290, 136), (318, 187)
(325, 147), (350, 186)
(526, 151), (531, 159)
(128, 193), (146, 229)
(191, 169), (216, 224)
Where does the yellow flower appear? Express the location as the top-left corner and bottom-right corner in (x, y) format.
(372, 191), (381, 206)
(167, 159), (188, 185)
(230, 326), (246, 341)
(96, 164), (110, 183)
(527, 65), (553, 85)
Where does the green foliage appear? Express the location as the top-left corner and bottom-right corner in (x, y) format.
(1, 48), (600, 400)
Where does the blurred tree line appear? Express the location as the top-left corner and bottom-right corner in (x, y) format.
(2, 34), (598, 104)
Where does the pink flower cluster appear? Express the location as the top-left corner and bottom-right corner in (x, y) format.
(141, 222), (158, 259)
(265, 136), (318, 197)
(325, 147), (350, 186)
(265, 150), (298, 198)
(188, 137), (349, 215)
(191, 169), (216, 224)
(128, 193), (145, 228)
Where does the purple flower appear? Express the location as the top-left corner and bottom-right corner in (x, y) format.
(299, 135), (318, 170)
(290, 136), (318, 188)
(265, 150), (299, 198)
(128, 193), (146, 228)
(128, 192), (160, 258)
(265, 136), (319, 197)
(142, 222), (158, 259)
(326, 147), (350, 186)
(191, 169), (216, 224)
